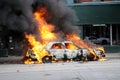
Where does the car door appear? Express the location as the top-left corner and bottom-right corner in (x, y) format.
(49, 43), (65, 59)
(63, 42), (79, 59)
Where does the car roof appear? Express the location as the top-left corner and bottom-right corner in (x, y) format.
(45, 41), (73, 49)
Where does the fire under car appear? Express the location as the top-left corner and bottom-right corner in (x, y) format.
(25, 41), (105, 63)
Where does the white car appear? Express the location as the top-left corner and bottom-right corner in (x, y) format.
(26, 41), (105, 63)
(27, 41), (89, 63)
(88, 36), (110, 45)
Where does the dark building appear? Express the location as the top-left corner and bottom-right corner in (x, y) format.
(69, 1), (120, 52)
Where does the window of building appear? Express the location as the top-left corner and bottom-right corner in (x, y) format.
(83, 24), (120, 45)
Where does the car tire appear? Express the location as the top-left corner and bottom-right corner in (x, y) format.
(102, 54), (106, 57)
(87, 54), (94, 61)
(63, 54), (68, 61)
(42, 56), (52, 63)
(78, 54), (83, 61)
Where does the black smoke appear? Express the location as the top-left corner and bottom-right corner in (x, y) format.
(0, 0), (80, 37)
(0, 0), (36, 33)
(45, 0), (79, 34)
(0, 0), (82, 57)
(33, 0), (80, 37)
(0, 0), (80, 50)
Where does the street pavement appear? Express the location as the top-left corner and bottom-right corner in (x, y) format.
(0, 53), (119, 64)
(0, 53), (120, 80)
(105, 53), (120, 59)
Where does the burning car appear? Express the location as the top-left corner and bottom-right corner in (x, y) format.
(23, 4), (106, 64)
(24, 41), (105, 63)
(25, 41), (89, 63)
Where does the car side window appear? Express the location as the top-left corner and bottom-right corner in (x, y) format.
(51, 43), (63, 49)
(65, 43), (78, 50)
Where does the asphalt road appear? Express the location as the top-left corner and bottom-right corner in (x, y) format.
(0, 58), (120, 80)
(0, 53), (120, 64)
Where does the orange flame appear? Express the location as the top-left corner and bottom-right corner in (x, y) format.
(65, 42), (78, 50)
(24, 7), (57, 64)
(66, 33), (88, 48)
(24, 7), (105, 64)
(34, 8), (56, 41)
(66, 33), (105, 60)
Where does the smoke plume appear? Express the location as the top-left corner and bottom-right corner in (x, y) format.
(44, 0), (80, 35)
(0, 0), (80, 39)
(0, 0), (35, 33)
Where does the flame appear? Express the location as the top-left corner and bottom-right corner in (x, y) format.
(66, 33), (88, 48)
(24, 7), (57, 64)
(34, 8), (56, 41)
(66, 33), (105, 61)
(24, 7), (106, 64)
(99, 57), (107, 62)
(65, 43), (78, 50)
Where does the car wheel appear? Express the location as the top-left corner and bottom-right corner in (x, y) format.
(42, 56), (52, 63)
(87, 54), (94, 61)
(102, 54), (106, 57)
(80, 54), (87, 61)
(63, 54), (68, 61)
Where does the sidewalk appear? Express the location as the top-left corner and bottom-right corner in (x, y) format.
(0, 56), (24, 64)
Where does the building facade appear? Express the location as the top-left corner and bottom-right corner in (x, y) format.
(66, 0), (118, 3)
(67, 1), (120, 52)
